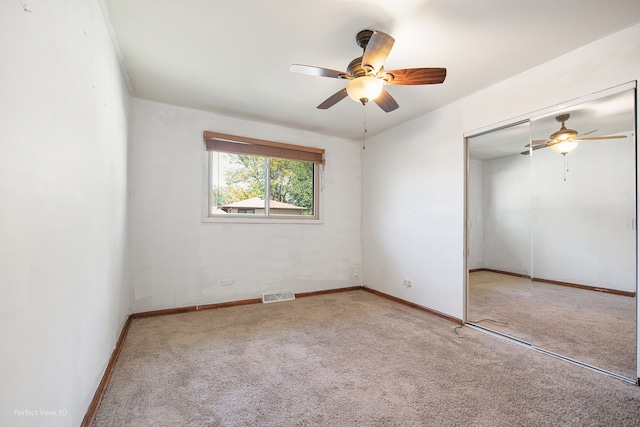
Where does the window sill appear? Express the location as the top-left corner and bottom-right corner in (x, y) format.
(202, 215), (323, 225)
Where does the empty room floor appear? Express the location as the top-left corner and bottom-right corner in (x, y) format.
(93, 290), (640, 426)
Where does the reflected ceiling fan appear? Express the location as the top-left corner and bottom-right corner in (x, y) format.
(289, 30), (446, 112)
(521, 113), (627, 156)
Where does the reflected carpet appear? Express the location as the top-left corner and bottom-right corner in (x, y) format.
(469, 270), (636, 379)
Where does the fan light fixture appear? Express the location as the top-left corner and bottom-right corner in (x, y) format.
(346, 76), (383, 105)
(550, 140), (579, 155)
(548, 114), (579, 155)
(521, 113), (628, 161)
(289, 29), (447, 112)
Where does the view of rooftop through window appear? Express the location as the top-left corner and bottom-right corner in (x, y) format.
(210, 152), (315, 217)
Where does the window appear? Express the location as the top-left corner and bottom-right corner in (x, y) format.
(204, 131), (324, 220)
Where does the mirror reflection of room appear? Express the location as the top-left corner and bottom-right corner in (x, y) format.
(468, 121), (533, 343)
(467, 87), (637, 380)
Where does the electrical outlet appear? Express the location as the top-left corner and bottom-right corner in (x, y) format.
(403, 279), (412, 288)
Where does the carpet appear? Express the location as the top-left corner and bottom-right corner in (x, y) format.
(468, 270), (637, 379)
(94, 290), (640, 426)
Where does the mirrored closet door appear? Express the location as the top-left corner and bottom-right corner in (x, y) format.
(466, 85), (637, 381)
(467, 121), (533, 344)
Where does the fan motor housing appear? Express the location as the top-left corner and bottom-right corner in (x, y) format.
(355, 30), (373, 49)
(347, 57), (368, 78)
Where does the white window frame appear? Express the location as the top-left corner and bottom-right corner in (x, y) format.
(202, 132), (324, 224)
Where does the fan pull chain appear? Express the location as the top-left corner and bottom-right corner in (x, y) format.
(563, 154), (569, 181)
(362, 104), (368, 150)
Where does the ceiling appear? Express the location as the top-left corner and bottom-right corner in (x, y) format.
(468, 88), (636, 160)
(102, 0), (640, 141)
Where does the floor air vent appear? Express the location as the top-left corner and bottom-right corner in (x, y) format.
(262, 290), (295, 304)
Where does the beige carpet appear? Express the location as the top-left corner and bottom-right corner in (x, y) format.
(468, 270), (637, 379)
(94, 290), (640, 426)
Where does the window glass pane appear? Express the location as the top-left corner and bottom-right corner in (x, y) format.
(210, 152), (266, 215)
(269, 157), (315, 216)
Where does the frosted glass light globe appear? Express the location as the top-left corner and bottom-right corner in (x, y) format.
(346, 77), (383, 104)
(550, 140), (579, 155)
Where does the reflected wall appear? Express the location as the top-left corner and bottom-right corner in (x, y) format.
(467, 85), (637, 380)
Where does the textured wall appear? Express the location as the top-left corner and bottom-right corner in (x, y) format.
(467, 159), (485, 271)
(128, 99), (362, 313)
(481, 154), (532, 276)
(362, 23), (640, 322)
(530, 130), (636, 291)
(0, 1), (130, 425)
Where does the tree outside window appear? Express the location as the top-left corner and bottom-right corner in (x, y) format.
(210, 153), (316, 217)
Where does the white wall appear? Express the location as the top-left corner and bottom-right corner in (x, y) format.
(480, 154), (532, 276)
(362, 23), (640, 321)
(470, 132), (635, 292)
(531, 134), (636, 292)
(467, 159), (484, 270)
(128, 99), (361, 313)
(0, 1), (130, 426)
(362, 106), (465, 318)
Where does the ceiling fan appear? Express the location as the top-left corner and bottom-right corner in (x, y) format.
(289, 30), (447, 112)
(521, 113), (627, 155)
